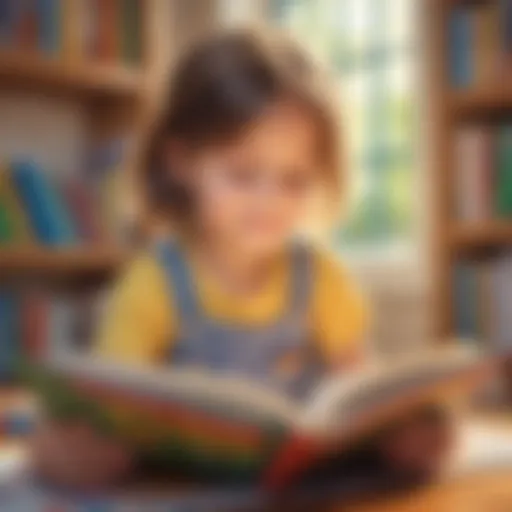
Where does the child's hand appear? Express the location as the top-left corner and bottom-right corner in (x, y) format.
(32, 420), (134, 490)
(375, 406), (455, 481)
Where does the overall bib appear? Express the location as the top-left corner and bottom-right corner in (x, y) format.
(156, 240), (323, 398)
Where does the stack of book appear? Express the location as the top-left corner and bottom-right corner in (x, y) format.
(448, 1), (510, 89)
(453, 253), (512, 351)
(454, 124), (512, 223)
(0, 0), (142, 66)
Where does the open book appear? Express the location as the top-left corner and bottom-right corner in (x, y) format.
(24, 345), (493, 488)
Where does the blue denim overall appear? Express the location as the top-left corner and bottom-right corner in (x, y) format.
(156, 240), (323, 398)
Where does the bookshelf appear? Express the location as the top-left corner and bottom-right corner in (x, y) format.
(430, 0), (512, 340)
(0, 0), (173, 282)
(0, 49), (145, 101)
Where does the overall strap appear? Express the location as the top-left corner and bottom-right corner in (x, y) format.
(154, 238), (201, 321)
(288, 243), (314, 320)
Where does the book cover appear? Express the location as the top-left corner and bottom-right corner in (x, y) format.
(10, 160), (77, 246)
(448, 6), (474, 88)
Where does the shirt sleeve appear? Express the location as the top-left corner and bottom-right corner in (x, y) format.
(94, 254), (175, 365)
(311, 250), (369, 365)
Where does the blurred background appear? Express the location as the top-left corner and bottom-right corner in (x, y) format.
(0, 0), (508, 376)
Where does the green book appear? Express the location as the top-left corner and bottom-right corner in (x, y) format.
(121, 0), (142, 66)
(495, 126), (512, 217)
(0, 198), (15, 243)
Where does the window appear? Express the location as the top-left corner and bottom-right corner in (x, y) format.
(269, 0), (417, 252)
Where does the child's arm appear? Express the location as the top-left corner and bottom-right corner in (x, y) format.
(33, 255), (174, 489)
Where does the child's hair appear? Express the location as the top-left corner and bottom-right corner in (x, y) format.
(143, 28), (344, 225)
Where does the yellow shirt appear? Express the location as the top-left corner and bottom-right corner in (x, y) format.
(96, 247), (368, 366)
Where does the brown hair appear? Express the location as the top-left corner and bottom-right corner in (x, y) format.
(143, 28), (343, 224)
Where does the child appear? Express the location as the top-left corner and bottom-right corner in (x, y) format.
(32, 29), (453, 490)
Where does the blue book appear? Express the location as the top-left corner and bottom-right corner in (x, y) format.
(0, 0), (16, 47)
(0, 293), (19, 382)
(10, 161), (77, 246)
(36, 0), (59, 55)
(453, 263), (479, 340)
(448, 6), (474, 88)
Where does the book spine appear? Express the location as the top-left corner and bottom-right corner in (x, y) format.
(1, 164), (34, 244)
(36, 0), (59, 56)
(0, 0), (17, 47)
(494, 125), (512, 218)
(22, 292), (48, 361)
(10, 161), (77, 246)
(473, 3), (501, 87)
(61, 179), (104, 243)
(16, 0), (38, 51)
(0, 293), (19, 382)
(453, 262), (479, 340)
(121, 0), (141, 65)
(61, 0), (83, 60)
(94, 0), (119, 62)
(448, 6), (474, 88)
(454, 127), (491, 222)
(501, 0), (512, 79)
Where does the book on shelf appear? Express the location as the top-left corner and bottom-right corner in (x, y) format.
(0, 155), (125, 247)
(0, 0), (143, 66)
(453, 253), (512, 351)
(10, 160), (77, 246)
(447, 1), (504, 89)
(0, 289), (106, 381)
(453, 124), (512, 223)
(23, 346), (492, 488)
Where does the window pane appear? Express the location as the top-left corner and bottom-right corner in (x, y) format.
(270, 0), (415, 250)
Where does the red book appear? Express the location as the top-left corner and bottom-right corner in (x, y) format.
(94, 0), (120, 61)
(60, 179), (105, 244)
(22, 293), (48, 361)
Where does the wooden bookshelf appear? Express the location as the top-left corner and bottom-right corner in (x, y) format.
(0, 0), (174, 286)
(0, 50), (146, 101)
(430, 0), (512, 337)
(0, 247), (128, 279)
(449, 222), (512, 249)
(450, 88), (512, 117)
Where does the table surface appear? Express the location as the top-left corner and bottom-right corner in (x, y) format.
(339, 472), (512, 512)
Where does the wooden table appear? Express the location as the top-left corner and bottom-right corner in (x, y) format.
(340, 472), (512, 512)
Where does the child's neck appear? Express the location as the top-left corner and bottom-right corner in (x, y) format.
(189, 236), (280, 296)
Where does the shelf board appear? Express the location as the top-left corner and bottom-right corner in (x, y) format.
(0, 246), (128, 279)
(0, 50), (145, 101)
(449, 222), (512, 248)
(450, 88), (512, 116)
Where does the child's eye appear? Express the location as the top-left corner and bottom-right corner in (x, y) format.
(281, 171), (313, 195)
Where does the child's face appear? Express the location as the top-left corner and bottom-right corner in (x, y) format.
(191, 102), (320, 256)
